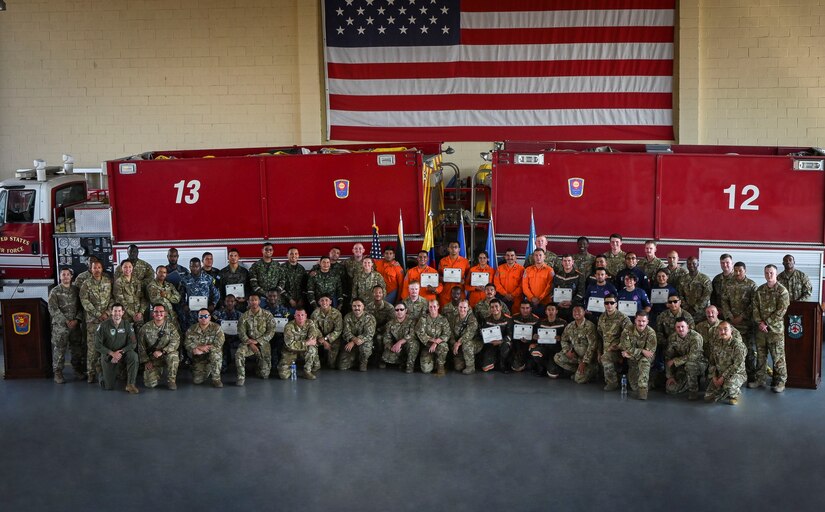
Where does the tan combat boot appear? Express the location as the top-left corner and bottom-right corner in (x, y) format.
(436, 363), (446, 376)
(125, 384), (140, 394)
(638, 387), (648, 400)
(168, 380), (177, 390)
(54, 370), (65, 384)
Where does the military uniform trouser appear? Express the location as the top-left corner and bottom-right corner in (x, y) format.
(100, 350), (138, 390)
(321, 339), (342, 369)
(627, 356), (654, 391)
(418, 341), (449, 374)
(235, 341), (272, 379)
(530, 344), (562, 375)
(755, 331), (787, 386)
(337, 341), (374, 370)
(278, 346), (320, 379)
(665, 361), (708, 394)
(704, 372), (747, 402)
(481, 341), (512, 372)
(449, 338), (482, 371)
(191, 350), (223, 384)
(600, 349), (625, 386)
(86, 320), (103, 377)
(143, 353), (181, 388)
(52, 323), (85, 373)
(553, 351), (597, 384)
(382, 339), (420, 371)
(732, 322), (756, 381)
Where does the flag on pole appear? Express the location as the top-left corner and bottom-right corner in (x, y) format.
(457, 211), (467, 259)
(524, 209), (536, 266)
(485, 213), (497, 271)
(322, 0), (675, 142)
(370, 213), (382, 260)
(422, 211), (436, 267)
(397, 209), (406, 271)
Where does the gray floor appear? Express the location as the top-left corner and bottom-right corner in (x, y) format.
(2, 347), (825, 512)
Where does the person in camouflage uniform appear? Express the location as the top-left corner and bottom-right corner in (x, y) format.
(448, 300), (481, 374)
(382, 301), (419, 373)
(113, 260), (149, 333)
(711, 253), (734, 309)
(235, 294), (276, 385)
(310, 295), (344, 369)
(352, 258), (386, 304)
(665, 318), (707, 400)
(721, 262), (757, 382)
(366, 285), (394, 337)
(185, 308), (225, 387)
(340, 298), (376, 371)
(248, 243), (283, 298)
(473, 283), (498, 323)
(440, 285), (464, 325)
(94, 304), (139, 394)
(307, 256), (344, 309)
(280, 247), (307, 309)
(344, 243), (366, 281)
(572, 237), (596, 281)
(603, 233), (627, 278)
(640, 240), (666, 287)
(146, 266), (181, 324)
(656, 294), (696, 352)
(679, 256), (712, 318)
(664, 250), (688, 292)
(48, 267), (85, 383)
(402, 281), (429, 325)
(80, 259), (113, 383)
(114, 244), (154, 285)
(620, 312), (657, 400)
(695, 305), (725, 363)
(554, 305), (598, 383)
(751, 264), (791, 392)
(479, 299), (513, 373)
(218, 248), (250, 309)
(138, 304), (180, 390)
(778, 254), (812, 302)
(511, 302), (540, 372)
(415, 300), (451, 375)
(704, 322), (747, 405)
(598, 295), (632, 391)
(278, 308), (321, 380)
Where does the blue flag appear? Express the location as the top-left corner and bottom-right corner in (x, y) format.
(525, 209), (536, 266)
(457, 212), (467, 259)
(485, 214), (498, 270)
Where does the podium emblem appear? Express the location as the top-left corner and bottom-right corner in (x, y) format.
(334, 179), (350, 199)
(568, 178), (585, 198)
(12, 313), (31, 335)
(787, 315), (803, 339)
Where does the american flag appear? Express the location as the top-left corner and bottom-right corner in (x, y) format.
(323, 0), (675, 142)
(370, 214), (383, 260)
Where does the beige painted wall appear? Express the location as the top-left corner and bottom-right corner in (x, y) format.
(1, 1), (823, 179)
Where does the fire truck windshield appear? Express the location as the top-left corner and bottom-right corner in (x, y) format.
(6, 188), (35, 223)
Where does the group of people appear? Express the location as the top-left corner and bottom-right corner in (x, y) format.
(47, 234), (812, 404)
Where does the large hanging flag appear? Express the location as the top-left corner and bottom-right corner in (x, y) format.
(370, 213), (382, 260)
(485, 213), (497, 270)
(524, 208), (536, 266)
(457, 211), (467, 259)
(322, 0), (675, 142)
(422, 211), (436, 267)
(397, 209), (406, 271)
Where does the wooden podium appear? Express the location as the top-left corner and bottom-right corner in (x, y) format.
(2, 298), (52, 379)
(784, 301), (821, 389)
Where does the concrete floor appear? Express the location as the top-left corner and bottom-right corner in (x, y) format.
(2, 348), (824, 512)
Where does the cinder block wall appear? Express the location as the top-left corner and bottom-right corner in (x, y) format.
(1, 1), (823, 178)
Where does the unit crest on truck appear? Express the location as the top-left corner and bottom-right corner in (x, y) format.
(0, 143), (445, 301)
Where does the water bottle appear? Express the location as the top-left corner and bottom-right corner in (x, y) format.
(290, 362), (297, 381)
(620, 374), (628, 397)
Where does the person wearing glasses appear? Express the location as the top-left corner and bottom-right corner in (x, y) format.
(655, 294), (695, 383)
(382, 302), (418, 373)
(235, 293), (276, 386)
(598, 295), (632, 391)
(614, 252), (650, 293)
(138, 304), (181, 390)
(185, 308), (225, 388)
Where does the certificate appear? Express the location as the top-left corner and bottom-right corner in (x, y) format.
(471, 272), (490, 287)
(553, 288), (573, 303)
(420, 273), (439, 288)
(220, 320), (238, 336)
(188, 295), (207, 310)
(651, 288), (669, 304)
(443, 268), (462, 283)
(273, 317), (289, 333)
(618, 300), (638, 316)
(513, 323), (533, 341)
(225, 283), (245, 299)
(587, 296), (605, 313)
(481, 325), (502, 344)
(537, 328), (558, 345)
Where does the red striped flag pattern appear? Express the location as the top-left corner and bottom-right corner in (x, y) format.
(323, 0), (675, 142)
